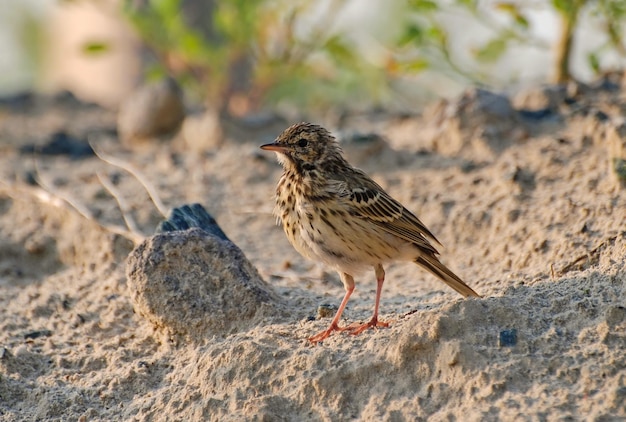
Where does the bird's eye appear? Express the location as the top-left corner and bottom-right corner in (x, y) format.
(297, 138), (308, 148)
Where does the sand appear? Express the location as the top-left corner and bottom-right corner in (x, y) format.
(0, 77), (625, 421)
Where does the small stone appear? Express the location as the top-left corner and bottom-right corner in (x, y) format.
(499, 329), (517, 347)
(117, 77), (185, 145)
(156, 203), (229, 241)
(317, 303), (338, 319)
(180, 109), (223, 151)
(0, 91), (34, 109)
(19, 131), (94, 159)
(605, 306), (626, 327)
(0, 347), (10, 359)
(518, 108), (554, 121)
(23, 329), (53, 340)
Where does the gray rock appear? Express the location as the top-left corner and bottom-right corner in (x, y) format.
(117, 77), (185, 145)
(126, 228), (284, 341)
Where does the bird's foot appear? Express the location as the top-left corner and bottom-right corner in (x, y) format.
(308, 322), (343, 343)
(308, 317), (390, 342)
(346, 316), (389, 336)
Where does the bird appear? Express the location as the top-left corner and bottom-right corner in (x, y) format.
(260, 122), (480, 343)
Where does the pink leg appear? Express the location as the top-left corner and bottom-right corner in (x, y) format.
(308, 273), (355, 343)
(349, 264), (389, 335)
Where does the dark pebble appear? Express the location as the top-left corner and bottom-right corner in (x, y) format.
(316, 303), (338, 319)
(24, 329), (53, 340)
(594, 110), (609, 122)
(20, 131), (94, 159)
(23, 170), (37, 186)
(499, 329), (517, 347)
(0, 91), (34, 109)
(518, 108), (554, 120)
(157, 203), (230, 241)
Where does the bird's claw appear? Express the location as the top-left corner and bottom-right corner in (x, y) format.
(345, 318), (390, 336)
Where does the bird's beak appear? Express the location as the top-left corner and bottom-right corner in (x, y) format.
(260, 142), (289, 153)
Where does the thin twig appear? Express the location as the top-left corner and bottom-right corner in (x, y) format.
(1, 178), (144, 245)
(557, 234), (620, 276)
(97, 171), (144, 240)
(89, 140), (169, 217)
(34, 158), (95, 221)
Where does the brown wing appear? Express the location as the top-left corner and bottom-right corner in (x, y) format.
(329, 169), (441, 254)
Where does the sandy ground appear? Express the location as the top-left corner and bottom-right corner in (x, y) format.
(0, 77), (625, 421)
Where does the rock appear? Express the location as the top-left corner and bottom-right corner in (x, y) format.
(605, 306), (626, 327)
(156, 203), (229, 241)
(126, 228), (284, 341)
(316, 303), (338, 319)
(23, 330), (53, 340)
(117, 77), (185, 145)
(514, 81), (587, 111)
(19, 131), (94, 159)
(0, 91), (35, 110)
(498, 329), (518, 347)
(180, 109), (223, 151)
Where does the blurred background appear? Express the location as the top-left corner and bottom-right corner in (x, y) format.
(1, 0), (625, 115)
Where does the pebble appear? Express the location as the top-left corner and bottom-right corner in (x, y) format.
(117, 77), (185, 145)
(498, 329), (517, 347)
(156, 203), (229, 241)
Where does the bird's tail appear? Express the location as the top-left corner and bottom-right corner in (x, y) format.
(414, 254), (480, 298)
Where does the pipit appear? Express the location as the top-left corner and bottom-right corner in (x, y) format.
(261, 123), (480, 343)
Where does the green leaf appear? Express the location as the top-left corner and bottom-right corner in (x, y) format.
(399, 24), (425, 46)
(407, 0), (439, 12)
(552, 0), (570, 14)
(515, 14), (530, 28)
(495, 2), (529, 28)
(495, 2), (517, 14)
(427, 26), (447, 44)
(151, 0), (181, 19)
(552, 0), (586, 16)
(475, 38), (508, 62)
(323, 36), (357, 66)
(400, 58), (430, 73)
(81, 41), (110, 55)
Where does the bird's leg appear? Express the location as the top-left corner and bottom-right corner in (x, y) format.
(349, 264), (389, 335)
(308, 273), (355, 343)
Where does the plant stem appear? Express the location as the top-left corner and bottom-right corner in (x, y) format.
(554, 0), (587, 83)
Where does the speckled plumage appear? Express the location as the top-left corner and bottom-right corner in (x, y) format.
(261, 122), (480, 342)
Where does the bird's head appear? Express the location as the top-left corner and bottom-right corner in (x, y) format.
(260, 122), (343, 172)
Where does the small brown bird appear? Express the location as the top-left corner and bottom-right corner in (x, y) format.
(261, 123), (480, 343)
